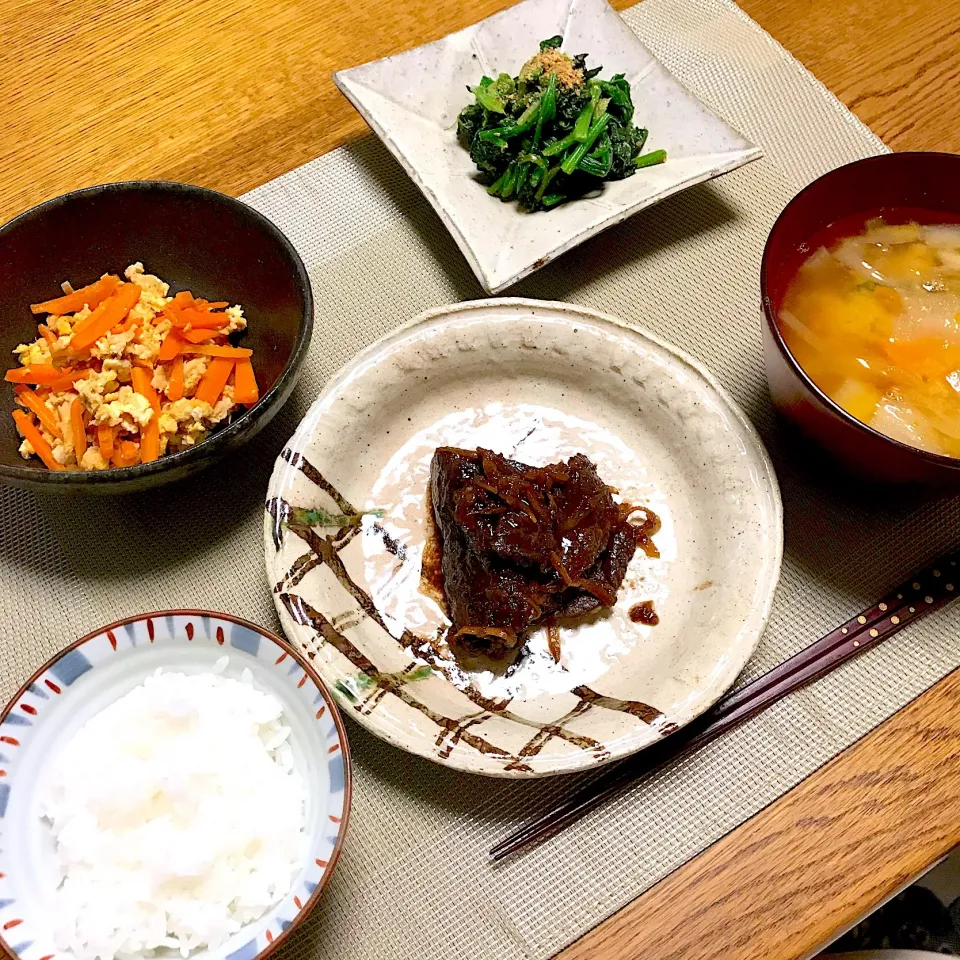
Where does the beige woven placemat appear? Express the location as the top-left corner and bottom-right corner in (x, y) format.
(2, 0), (958, 957)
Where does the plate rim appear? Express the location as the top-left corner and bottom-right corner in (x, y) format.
(265, 297), (784, 776)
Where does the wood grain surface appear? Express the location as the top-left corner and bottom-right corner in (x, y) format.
(557, 667), (960, 960)
(2, 0), (960, 957)
(2, 0), (958, 225)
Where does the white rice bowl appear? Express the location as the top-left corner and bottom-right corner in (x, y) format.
(0, 613), (350, 960)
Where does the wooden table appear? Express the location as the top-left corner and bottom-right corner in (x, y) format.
(3, 0), (959, 956)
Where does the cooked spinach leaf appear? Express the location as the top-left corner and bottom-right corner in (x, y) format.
(456, 37), (666, 212)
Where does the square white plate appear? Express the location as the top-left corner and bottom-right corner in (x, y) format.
(333, 0), (762, 293)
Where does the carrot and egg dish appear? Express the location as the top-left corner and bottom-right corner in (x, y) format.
(6, 263), (259, 470)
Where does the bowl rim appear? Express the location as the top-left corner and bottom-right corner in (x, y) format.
(0, 180), (315, 487)
(0, 608), (352, 960)
(760, 150), (960, 473)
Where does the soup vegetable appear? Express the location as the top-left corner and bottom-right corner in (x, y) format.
(779, 218), (960, 458)
(456, 36), (666, 212)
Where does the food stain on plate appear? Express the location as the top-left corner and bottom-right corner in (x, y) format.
(360, 402), (674, 701)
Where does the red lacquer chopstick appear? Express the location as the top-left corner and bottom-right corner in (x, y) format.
(490, 547), (960, 861)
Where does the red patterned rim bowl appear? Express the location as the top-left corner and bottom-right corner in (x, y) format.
(0, 610), (352, 960)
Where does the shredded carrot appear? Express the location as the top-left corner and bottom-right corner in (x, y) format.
(194, 356), (234, 405)
(70, 397), (87, 461)
(233, 359), (259, 406)
(114, 317), (140, 335)
(163, 304), (184, 326)
(30, 274), (120, 316)
(131, 366), (161, 412)
(48, 368), (91, 392)
(69, 284), (142, 354)
(183, 327), (226, 343)
(131, 363), (161, 462)
(179, 343), (252, 359)
(13, 385), (62, 438)
(12, 410), (64, 470)
(70, 296), (110, 339)
(5, 364), (65, 385)
(167, 356), (185, 401)
(97, 422), (115, 460)
(111, 439), (140, 467)
(12, 269), (253, 472)
(171, 291), (195, 308)
(141, 418), (160, 463)
(157, 331), (186, 362)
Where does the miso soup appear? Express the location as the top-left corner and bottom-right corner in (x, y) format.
(779, 217), (960, 457)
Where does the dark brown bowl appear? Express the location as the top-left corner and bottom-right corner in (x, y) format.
(0, 181), (313, 493)
(761, 152), (960, 485)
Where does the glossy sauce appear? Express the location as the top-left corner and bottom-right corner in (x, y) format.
(628, 600), (659, 625)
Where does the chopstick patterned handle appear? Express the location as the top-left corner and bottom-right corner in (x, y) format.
(714, 549), (960, 719)
(490, 547), (960, 861)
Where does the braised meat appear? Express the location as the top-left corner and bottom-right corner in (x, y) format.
(429, 446), (648, 659)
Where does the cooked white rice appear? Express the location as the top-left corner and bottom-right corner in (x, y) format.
(38, 664), (307, 960)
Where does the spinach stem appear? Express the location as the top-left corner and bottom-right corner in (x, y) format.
(572, 89), (599, 141)
(560, 113), (611, 175)
(532, 72), (557, 149)
(634, 148), (667, 169)
(480, 99), (541, 141)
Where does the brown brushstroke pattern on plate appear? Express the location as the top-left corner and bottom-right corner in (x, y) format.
(267, 451), (665, 771)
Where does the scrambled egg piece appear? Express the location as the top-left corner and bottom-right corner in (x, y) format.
(13, 339), (52, 366)
(160, 398), (214, 450)
(211, 386), (236, 424)
(80, 448), (109, 470)
(125, 262), (170, 319)
(224, 305), (247, 334)
(102, 357), (132, 383)
(76, 369), (121, 409)
(92, 328), (138, 359)
(94, 386), (154, 430)
(151, 365), (169, 393)
(127, 316), (172, 364)
(183, 357), (209, 393)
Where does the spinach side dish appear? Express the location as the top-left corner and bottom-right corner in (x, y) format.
(456, 36), (666, 212)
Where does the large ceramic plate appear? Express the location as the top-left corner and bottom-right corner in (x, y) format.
(265, 299), (782, 777)
(333, 0), (761, 293)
